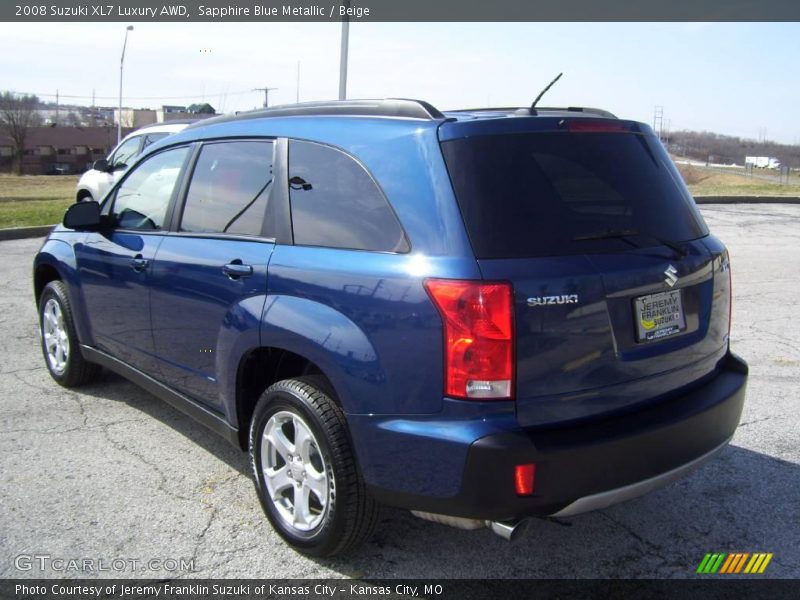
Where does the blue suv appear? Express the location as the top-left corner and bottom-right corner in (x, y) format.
(33, 99), (748, 556)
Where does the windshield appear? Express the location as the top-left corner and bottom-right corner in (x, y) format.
(441, 131), (708, 259)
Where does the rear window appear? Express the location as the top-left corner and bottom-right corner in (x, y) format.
(441, 131), (708, 259)
(288, 140), (409, 252)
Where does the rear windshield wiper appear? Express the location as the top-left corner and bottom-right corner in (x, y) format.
(574, 228), (688, 258)
(574, 228), (640, 242)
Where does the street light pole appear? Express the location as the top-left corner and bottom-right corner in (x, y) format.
(118, 25), (134, 144)
(338, 1), (350, 100)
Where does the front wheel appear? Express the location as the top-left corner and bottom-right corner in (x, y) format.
(39, 281), (101, 387)
(249, 377), (377, 556)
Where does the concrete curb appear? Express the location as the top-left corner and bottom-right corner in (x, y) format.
(694, 196), (800, 204)
(0, 224), (55, 241)
(0, 197), (798, 241)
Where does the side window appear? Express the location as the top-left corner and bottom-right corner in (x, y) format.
(142, 132), (169, 150)
(180, 141), (274, 236)
(110, 136), (142, 170)
(111, 146), (189, 231)
(288, 140), (408, 252)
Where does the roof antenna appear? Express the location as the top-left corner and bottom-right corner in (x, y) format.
(530, 72), (563, 114)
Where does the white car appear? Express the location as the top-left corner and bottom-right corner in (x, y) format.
(75, 121), (191, 202)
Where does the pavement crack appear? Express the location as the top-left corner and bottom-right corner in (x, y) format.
(190, 505), (220, 570)
(0, 366), (45, 375)
(100, 423), (196, 505)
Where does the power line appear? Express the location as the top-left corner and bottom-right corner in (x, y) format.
(253, 86), (278, 108)
(14, 89), (257, 102)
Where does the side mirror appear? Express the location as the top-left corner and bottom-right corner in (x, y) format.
(63, 201), (102, 231)
(92, 158), (109, 172)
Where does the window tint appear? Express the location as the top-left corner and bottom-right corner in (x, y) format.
(180, 141), (273, 236)
(112, 146), (189, 230)
(111, 136), (141, 169)
(142, 132), (168, 150)
(288, 140), (408, 252)
(441, 132), (708, 259)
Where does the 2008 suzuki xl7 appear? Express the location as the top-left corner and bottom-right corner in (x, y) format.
(34, 99), (748, 556)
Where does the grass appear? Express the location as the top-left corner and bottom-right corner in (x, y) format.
(0, 174), (78, 228)
(679, 164), (799, 197)
(0, 165), (798, 229)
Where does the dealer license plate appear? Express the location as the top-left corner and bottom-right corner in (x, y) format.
(634, 290), (686, 342)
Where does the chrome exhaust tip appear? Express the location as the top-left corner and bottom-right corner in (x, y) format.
(487, 518), (529, 542)
(411, 510), (530, 541)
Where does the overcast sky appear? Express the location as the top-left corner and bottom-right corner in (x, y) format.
(0, 22), (797, 144)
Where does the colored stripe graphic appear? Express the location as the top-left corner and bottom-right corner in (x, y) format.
(734, 553), (750, 573)
(701, 553), (774, 574)
(697, 554), (713, 573)
(698, 553), (727, 574)
(744, 554), (760, 574)
(719, 554), (736, 574)
(721, 553), (739, 574)
(758, 554), (773, 573)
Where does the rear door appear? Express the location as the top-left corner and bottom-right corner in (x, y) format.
(149, 139), (277, 410)
(441, 122), (731, 427)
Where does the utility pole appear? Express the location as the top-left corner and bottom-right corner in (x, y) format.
(653, 105), (664, 141)
(55, 89), (59, 126)
(253, 86), (278, 108)
(296, 61), (301, 104)
(118, 25), (134, 143)
(338, 0), (350, 100)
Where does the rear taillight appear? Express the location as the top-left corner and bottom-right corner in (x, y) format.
(424, 279), (514, 400)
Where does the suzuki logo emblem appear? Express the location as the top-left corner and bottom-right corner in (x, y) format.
(664, 265), (678, 287)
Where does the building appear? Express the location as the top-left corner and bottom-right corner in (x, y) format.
(0, 126), (133, 175)
(114, 108), (157, 128)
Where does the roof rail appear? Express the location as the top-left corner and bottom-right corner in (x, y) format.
(448, 106), (618, 119)
(186, 99), (444, 129)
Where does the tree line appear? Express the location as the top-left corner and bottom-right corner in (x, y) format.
(667, 129), (800, 168)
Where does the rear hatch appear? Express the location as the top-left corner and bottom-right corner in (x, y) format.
(440, 117), (731, 427)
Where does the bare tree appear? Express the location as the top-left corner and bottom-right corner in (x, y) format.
(0, 91), (41, 174)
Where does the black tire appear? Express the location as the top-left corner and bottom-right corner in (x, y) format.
(249, 377), (378, 556)
(38, 280), (101, 387)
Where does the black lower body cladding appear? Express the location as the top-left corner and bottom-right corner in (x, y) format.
(370, 352), (748, 520)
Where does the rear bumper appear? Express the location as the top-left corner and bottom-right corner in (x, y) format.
(367, 351), (747, 520)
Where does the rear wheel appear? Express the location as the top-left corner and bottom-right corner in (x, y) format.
(249, 377), (377, 556)
(39, 281), (101, 387)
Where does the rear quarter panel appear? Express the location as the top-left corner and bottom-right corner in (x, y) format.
(263, 247), (481, 415)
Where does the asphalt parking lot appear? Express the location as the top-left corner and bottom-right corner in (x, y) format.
(1, 203), (798, 579)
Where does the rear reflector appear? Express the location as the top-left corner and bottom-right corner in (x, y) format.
(565, 119), (630, 133)
(424, 279), (514, 400)
(515, 464), (535, 496)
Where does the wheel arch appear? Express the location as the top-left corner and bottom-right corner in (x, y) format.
(33, 242), (92, 345)
(234, 346), (338, 451)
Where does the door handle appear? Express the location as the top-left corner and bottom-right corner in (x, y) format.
(130, 255), (149, 272)
(222, 262), (253, 279)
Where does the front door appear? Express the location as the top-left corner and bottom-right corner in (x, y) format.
(76, 145), (191, 374)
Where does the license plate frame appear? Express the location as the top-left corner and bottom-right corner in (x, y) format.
(634, 289), (686, 342)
